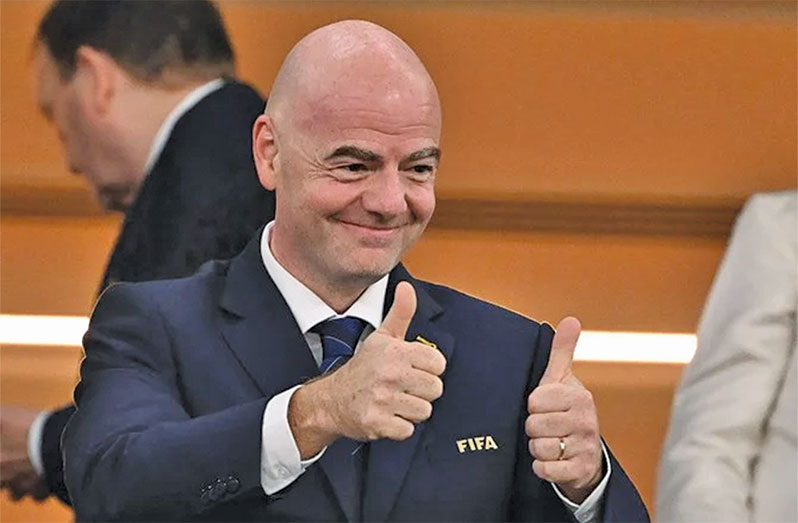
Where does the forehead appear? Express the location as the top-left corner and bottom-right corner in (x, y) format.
(298, 81), (442, 148)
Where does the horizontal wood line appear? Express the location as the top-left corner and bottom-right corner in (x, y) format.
(429, 198), (742, 237)
(2, 184), (743, 237)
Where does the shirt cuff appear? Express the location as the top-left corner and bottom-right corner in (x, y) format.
(27, 410), (49, 477)
(260, 385), (325, 495)
(550, 441), (612, 523)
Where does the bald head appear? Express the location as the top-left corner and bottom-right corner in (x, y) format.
(266, 20), (440, 133)
(251, 20), (442, 309)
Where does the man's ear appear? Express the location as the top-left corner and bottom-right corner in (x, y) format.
(252, 114), (279, 191)
(72, 45), (117, 118)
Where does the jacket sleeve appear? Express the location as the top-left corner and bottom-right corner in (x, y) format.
(40, 406), (74, 504)
(509, 323), (650, 522)
(63, 283), (267, 521)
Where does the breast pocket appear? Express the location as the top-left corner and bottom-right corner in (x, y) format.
(406, 423), (519, 512)
(424, 423), (517, 465)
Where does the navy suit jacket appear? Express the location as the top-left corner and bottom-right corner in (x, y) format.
(64, 233), (649, 522)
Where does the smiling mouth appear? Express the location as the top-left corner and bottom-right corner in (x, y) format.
(334, 219), (407, 231)
(333, 220), (410, 246)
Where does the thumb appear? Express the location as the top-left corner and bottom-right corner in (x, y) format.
(540, 316), (581, 384)
(378, 281), (417, 339)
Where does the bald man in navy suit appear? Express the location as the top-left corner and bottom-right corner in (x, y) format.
(63, 20), (648, 522)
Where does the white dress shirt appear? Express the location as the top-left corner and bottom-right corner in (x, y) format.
(256, 222), (608, 522)
(258, 221), (387, 493)
(28, 79), (227, 480)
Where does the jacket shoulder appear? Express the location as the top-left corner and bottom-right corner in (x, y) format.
(97, 259), (231, 316)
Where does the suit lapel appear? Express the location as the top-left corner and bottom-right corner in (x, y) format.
(317, 439), (363, 522)
(220, 251), (455, 521)
(218, 232), (364, 521)
(363, 266), (455, 522)
(219, 231), (319, 397)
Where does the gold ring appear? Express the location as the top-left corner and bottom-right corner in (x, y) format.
(557, 437), (566, 460)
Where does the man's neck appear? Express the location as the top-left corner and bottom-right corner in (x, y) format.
(269, 234), (377, 315)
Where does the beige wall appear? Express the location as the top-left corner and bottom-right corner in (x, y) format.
(1, 1), (795, 520)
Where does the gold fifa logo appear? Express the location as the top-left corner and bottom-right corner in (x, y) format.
(456, 435), (499, 453)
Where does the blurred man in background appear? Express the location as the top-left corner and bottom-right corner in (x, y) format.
(0, 0), (274, 504)
(657, 191), (797, 522)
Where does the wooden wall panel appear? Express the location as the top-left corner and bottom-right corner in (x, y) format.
(0, 216), (120, 315)
(2, 1), (795, 208)
(404, 229), (727, 333)
(222, 1), (797, 200)
(1, 216), (726, 332)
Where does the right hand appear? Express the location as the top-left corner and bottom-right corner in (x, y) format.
(324, 281), (446, 441)
(291, 281), (446, 454)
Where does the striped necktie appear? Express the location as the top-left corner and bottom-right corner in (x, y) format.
(312, 317), (366, 374)
(311, 317), (368, 520)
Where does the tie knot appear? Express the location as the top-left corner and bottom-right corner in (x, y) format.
(312, 316), (367, 351)
(312, 317), (367, 374)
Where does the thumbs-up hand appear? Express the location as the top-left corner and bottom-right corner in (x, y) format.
(525, 317), (603, 504)
(289, 282), (446, 458)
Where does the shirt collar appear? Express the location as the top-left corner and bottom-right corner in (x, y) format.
(259, 221), (388, 334)
(143, 78), (225, 174)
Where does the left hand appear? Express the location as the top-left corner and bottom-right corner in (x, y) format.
(526, 317), (603, 504)
(0, 405), (50, 502)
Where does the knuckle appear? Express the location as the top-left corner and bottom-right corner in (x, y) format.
(379, 365), (400, 386)
(397, 423), (415, 441)
(524, 415), (535, 437)
(376, 386), (395, 406)
(534, 460), (549, 478)
(581, 417), (598, 436)
(435, 353), (447, 374)
(431, 377), (444, 400)
(420, 401), (433, 420)
(528, 438), (540, 457)
(361, 408), (380, 430)
(527, 392), (541, 413)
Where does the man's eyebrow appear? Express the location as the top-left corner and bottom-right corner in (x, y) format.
(324, 146), (381, 163)
(403, 147), (441, 163)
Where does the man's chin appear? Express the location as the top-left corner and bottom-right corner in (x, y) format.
(339, 254), (401, 284)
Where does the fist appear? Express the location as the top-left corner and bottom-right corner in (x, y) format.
(526, 317), (603, 503)
(326, 282), (446, 441)
(291, 281), (446, 455)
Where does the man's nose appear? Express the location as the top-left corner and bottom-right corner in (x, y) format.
(361, 168), (408, 218)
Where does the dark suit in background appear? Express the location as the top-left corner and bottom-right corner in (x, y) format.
(63, 233), (648, 521)
(41, 81), (275, 502)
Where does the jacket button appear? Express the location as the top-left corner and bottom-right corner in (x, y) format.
(226, 476), (240, 494)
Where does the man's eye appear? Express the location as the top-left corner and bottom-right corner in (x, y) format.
(342, 164), (367, 172)
(411, 165), (433, 174)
